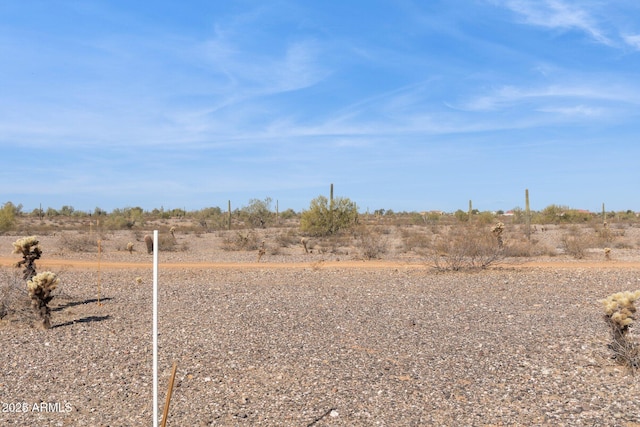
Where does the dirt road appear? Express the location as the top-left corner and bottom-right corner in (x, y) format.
(2, 256), (640, 270)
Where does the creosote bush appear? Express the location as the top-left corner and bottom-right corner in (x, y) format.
(27, 271), (59, 329)
(601, 290), (640, 372)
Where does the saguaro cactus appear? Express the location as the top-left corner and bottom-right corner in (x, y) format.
(330, 183), (335, 233)
(525, 189), (531, 241)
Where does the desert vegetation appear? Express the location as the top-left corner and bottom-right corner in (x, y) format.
(2, 194), (640, 425)
(602, 290), (640, 372)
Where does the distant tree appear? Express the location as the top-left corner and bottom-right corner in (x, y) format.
(300, 195), (358, 236)
(279, 208), (297, 220)
(60, 205), (75, 216)
(241, 197), (273, 228)
(94, 207), (107, 216)
(0, 202), (17, 231)
(454, 209), (468, 222)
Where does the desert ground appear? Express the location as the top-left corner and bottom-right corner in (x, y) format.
(1, 220), (640, 426)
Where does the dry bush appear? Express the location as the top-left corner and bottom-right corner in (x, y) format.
(157, 234), (188, 252)
(58, 233), (101, 253)
(431, 224), (504, 271)
(315, 233), (352, 255)
(221, 231), (260, 251)
(503, 237), (555, 258)
(0, 269), (30, 322)
(560, 227), (594, 259)
(354, 226), (388, 260)
(275, 229), (300, 248)
(400, 227), (433, 255)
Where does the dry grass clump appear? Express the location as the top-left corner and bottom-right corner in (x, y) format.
(601, 290), (640, 372)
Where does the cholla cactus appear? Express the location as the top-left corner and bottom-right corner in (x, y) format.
(27, 271), (59, 329)
(601, 290), (640, 371)
(604, 247), (611, 261)
(170, 226), (176, 239)
(12, 236), (42, 280)
(127, 242), (134, 254)
(491, 222), (505, 249)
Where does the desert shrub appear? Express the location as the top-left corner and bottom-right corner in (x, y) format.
(59, 233), (100, 252)
(503, 237), (555, 257)
(0, 269), (29, 321)
(275, 229), (299, 247)
(353, 226), (387, 260)
(601, 290), (640, 372)
(221, 231), (260, 251)
(300, 195), (358, 236)
(312, 233), (352, 255)
(157, 234), (188, 252)
(0, 201), (17, 232)
(431, 224), (504, 271)
(401, 227), (432, 255)
(239, 197), (274, 228)
(560, 227), (593, 259)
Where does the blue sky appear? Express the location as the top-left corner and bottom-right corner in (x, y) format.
(1, 1), (640, 214)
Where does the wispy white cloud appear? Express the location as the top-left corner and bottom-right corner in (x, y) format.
(497, 0), (611, 44)
(622, 34), (640, 50)
(458, 82), (640, 112)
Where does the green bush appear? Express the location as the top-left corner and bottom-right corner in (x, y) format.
(300, 195), (358, 236)
(0, 202), (17, 232)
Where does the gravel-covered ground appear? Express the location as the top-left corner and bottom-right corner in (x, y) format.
(1, 229), (640, 426)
